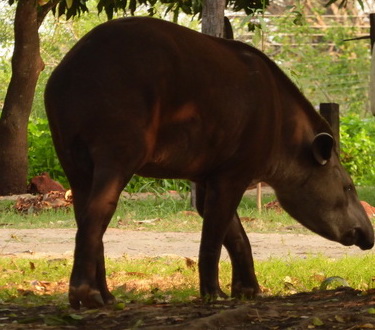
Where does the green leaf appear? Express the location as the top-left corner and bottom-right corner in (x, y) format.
(334, 315), (345, 323)
(312, 316), (324, 326)
(65, 0), (73, 9)
(69, 314), (84, 320)
(320, 276), (349, 290)
(114, 302), (126, 310)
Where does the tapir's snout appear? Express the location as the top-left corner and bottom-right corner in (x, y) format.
(341, 226), (374, 250)
(356, 226), (374, 250)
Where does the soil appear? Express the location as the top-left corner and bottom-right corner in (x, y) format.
(0, 287), (374, 329)
(0, 228), (372, 260)
(1, 228), (375, 329)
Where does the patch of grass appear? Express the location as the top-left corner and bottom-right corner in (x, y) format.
(111, 193), (304, 233)
(111, 194), (203, 232)
(357, 186), (375, 206)
(257, 254), (375, 295)
(0, 254), (374, 306)
(0, 203), (75, 229)
(0, 257), (70, 306)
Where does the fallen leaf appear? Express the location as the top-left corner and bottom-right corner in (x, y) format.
(134, 218), (160, 225)
(311, 316), (324, 326)
(10, 234), (21, 241)
(185, 257), (197, 270)
(334, 315), (345, 323)
(114, 302), (126, 310)
(180, 211), (199, 217)
(65, 190), (72, 200)
(69, 314), (84, 320)
(320, 276), (349, 290)
(240, 217), (256, 222)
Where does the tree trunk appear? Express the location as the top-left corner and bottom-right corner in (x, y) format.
(191, 0), (227, 207)
(0, 0), (44, 195)
(202, 0), (226, 37)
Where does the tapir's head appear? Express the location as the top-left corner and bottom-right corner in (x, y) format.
(273, 133), (374, 250)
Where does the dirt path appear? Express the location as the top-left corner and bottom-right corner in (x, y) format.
(1, 228), (372, 260)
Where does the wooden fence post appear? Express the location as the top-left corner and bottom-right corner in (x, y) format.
(370, 13), (375, 51)
(370, 14), (375, 116)
(319, 103), (340, 155)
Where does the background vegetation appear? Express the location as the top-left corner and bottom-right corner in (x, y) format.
(1, 2), (374, 189)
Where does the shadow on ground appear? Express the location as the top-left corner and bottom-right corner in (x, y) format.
(1, 287), (375, 329)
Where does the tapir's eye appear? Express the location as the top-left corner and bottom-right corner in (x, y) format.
(344, 184), (353, 192)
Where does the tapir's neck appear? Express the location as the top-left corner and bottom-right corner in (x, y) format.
(265, 79), (332, 189)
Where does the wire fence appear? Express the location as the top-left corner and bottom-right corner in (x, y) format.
(231, 14), (372, 115)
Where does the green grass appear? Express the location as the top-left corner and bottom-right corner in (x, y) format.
(1, 254), (374, 306)
(0, 193), (300, 232)
(257, 254), (375, 295)
(357, 186), (375, 206)
(0, 186), (373, 232)
(0, 202), (75, 228)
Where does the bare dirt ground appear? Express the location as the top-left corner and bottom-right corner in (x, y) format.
(1, 228), (375, 329)
(0, 227), (373, 260)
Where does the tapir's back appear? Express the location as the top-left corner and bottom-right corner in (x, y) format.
(45, 17), (281, 178)
(46, 17), (245, 128)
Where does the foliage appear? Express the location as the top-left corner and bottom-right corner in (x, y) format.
(28, 117), (68, 187)
(340, 114), (375, 185)
(4, 0), (270, 22)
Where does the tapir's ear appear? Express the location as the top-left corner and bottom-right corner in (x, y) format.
(312, 133), (334, 165)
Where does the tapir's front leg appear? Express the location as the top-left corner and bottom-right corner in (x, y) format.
(196, 179), (247, 300)
(223, 212), (260, 298)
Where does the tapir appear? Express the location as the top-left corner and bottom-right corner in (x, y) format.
(44, 17), (374, 309)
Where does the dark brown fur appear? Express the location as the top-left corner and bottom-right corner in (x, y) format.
(45, 17), (374, 309)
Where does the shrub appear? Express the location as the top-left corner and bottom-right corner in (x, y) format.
(28, 117), (68, 187)
(340, 114), (375, 185)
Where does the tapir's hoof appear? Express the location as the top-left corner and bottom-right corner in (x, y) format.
(201, 287), (228, 302)
(231, 286), (261, 300)
(69, 285), (114, 309)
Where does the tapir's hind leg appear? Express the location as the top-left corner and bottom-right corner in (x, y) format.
(69, 165), (131, 309)
(64, 144), (143, 309)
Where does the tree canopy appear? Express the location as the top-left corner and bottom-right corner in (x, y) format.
(49, 0), (270, 20)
